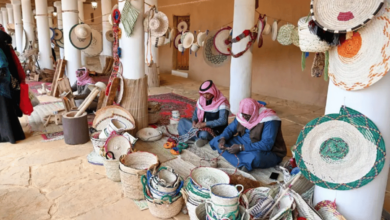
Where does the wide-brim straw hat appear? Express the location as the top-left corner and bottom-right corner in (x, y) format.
(174, 33), (182, 49)
(49, 27), (54, 40)
(169, 28), (175, 42)
(53, 28), (63, 41)
(151, 36), (165, 47)
(213, 27), (232, 56)
(203, 31), (230, 67)
(56, 39), (64, 48)
(329, 4), (390, 91)
(310, 0), (385, 33)
(256, 16), (265, 47)
(277, 23), (295, 45)
(263, 22), (271, 35)
(197, 31), (207, 47)
(295, 106), (386, 190)
(271, 20), (278, 41)
(146, 11), (169, 37)
(177, 20), (188, 33)
(82, 29), (103, 57)
(182, 32), (194, 49)
(291, 27), (299, 47)
(106, 30), (114, 42)
(69, 23), (92, 50)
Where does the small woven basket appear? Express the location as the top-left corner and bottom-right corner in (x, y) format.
(190, 167), (230, 190)
(298, 16), (330, 53)
(147, 194), (184, 219)
(103, 158), (121, 182)
(210, 184), (244, 207)
(148, 101), (161, 124)
(91, 131), (106, 156)
(284, 172), (314, 195)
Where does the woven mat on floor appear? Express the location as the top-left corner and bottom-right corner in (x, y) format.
(27, 101), (64, 136)
(135, 138), (177, 163)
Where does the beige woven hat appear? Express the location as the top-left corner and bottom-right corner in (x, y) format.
(151, 36), (165, 47)
(182, 32), (194, 49)
(277, 24), (295, 45)
(197, 31), (207, 47)
(106, 30), (114, 42)
(83, 29), (103, 57)
(203, 31), (230, 67)
(177, 20), (188, 33)
(329, 4), (390, 91)
(271, 20), (278, 41)
(174, 33), (182, 49)
(53, 28), (63, 41)
(147, 11), (169, 37)
(56, 39), (64, 48)
(69, 23), (92, 50)
(213, 27), (232, 55)
(311, 0), (385, 33)
(263, 17), (271, 35)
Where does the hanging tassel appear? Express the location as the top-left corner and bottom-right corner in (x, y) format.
(305, 52), (309, 58)
(324, 51), (329, 81)
(301, 52), (306, 71)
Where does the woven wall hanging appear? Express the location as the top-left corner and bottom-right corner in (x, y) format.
(121, 0), (139, 37)
(295, 106), (386, 190)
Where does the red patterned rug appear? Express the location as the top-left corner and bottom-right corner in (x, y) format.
(148, 93), (196, 126)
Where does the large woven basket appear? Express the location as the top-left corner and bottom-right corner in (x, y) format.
(91, 131), (106, 156)
(147, 194), (184, 219)
(190, 167), (230, 190)
(119, 152), (159, 200)
(298, 16), (330, 53)
(103, 158), (121, 182)
(284, 172), (314, 195)
(148, 101), (161, 124)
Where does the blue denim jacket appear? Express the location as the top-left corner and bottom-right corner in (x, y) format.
(192, 107), (229, 135)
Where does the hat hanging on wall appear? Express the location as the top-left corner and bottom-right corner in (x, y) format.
(271, 20), (279, 41)
(53, 28), (63, 41)
(277, 23), (295, 45)
(106, 30), (114, 42)
(169, 28), (175, 42)
(69, 23), (93, 50)
(83, 29), (103, 57)
(197, 31), (207, 47)
(203, 31), (230, 67)
(144, 11), (169, 37)
(49, 27), (54, 40)
(181, 32), (194, 49)
(151, 36), (165, 47)
(298, 16), (331, 53)
(174, 33), (182, 49)
(295, 106), (386, 190)
(213, 26), (232, 56)
(256, 15), (266, 48)
(263, 19), (271, 35)
(329, 3), (390, 91)
(22, 29), (27, 51)
(177, 20), (188, 33)
(310, 0), (384, 33)
(56, 39), (64, 48)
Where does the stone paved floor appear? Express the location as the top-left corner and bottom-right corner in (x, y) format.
(1, 74), (389, 219)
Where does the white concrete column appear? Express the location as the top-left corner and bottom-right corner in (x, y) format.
(35, 0), (52, 69)
(22, 0), (34, 48)
(101, 0), (112, 56)
(313, 75), (390, 220)
(47, 6), (54, 28)
(119, 0), (144, 79)
(78, 0), (86, 66)
(11, 0), (23, 53)
(32, 9), (35, 26)
(144, 0), (158, 64)
(2, 8), (9, 33)
(62, 0), (81, 84)
(229, 0), (255, 114)
(0, 12), (3, 26)
(6, 4), (16, 48)
(54, 1), (64, 59)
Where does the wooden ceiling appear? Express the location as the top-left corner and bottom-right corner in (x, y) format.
(0, 0), (95, 10)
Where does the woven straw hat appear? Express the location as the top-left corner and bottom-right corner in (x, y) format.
(213, 27), (232, 56)
(83, 29), (103, 57)
(69, 23), (92, 50)
(106, 30), (114, 42)
(56, 39), (64, 48)
(295, 106), (386, 190)
(263, 18), (271, 35)
(203, 31), (230, 67)
(271, 20), (278, 41)
(311, 0), (385, 33)
(298, 16), (330, 52)
(197, 31), (207, 47)
(174, 33), (182, 49)
(53, 28), (63, 41)
(329, 4), (390, 90)
(177, 20), (188, 33)
(182, 32), (194, 49)
(151, 36), (165, 47)
(291, 27), (299, 47)
(277, 24), (295, 45)
(49, 27), (54, 40)
(147, 11), (169, 37)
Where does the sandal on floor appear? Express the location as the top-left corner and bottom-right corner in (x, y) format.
(170, 142), (189, 155)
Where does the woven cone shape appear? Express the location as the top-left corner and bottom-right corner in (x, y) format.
(295, 106), (386, 190)
(329, 3), (390, 91)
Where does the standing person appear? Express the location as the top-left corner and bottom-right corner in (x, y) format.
(209, 98), (287, 171)
(51, 39), (56, 62)
(178, 80), (230, 147)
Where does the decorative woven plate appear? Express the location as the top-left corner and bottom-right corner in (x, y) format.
(295, 106), (386, 190)
(329, 3), (390, 91)
(93, 106), (135, 131)
(174, 33), (182, 49)
(277, 24), (295, 45)
(203, 31), (230, 67)
(104, 133), (132, 159)
(311, 0), (384, 33)
(213, 27), (232, 55)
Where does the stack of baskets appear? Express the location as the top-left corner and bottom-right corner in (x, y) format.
(142, 167), (184, 219)
(184, 167), (230, 219)
(148, 101), (161, 124)
(119, 152), (159, 200)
